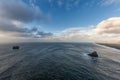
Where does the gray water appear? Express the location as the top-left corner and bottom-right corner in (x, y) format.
(0, 43), (120, 80)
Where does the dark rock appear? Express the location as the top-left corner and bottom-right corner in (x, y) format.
(12, 46), (20, 50)
(88, 51), (98, 57)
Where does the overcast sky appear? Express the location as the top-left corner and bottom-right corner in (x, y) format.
(0, 0), (120, 43)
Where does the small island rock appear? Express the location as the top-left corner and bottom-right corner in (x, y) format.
(12, 46), (20, 50)
(88, 51), (98, 57)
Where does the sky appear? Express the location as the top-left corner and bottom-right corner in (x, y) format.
(0, 0), (120, 43)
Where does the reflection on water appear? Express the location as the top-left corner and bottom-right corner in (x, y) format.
(0, 43), (120, 80)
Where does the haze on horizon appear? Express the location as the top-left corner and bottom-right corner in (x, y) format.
(0, 0), (120, 43)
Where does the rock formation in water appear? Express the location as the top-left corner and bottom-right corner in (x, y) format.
(12, 46), (20, 50)
(88, 51), (98, 57)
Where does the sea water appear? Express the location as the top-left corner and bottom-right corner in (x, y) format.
(0, 43), (120, 80)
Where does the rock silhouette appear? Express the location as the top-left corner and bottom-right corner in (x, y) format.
(12, 46), (20, 50)
(88, 51), (98, 57)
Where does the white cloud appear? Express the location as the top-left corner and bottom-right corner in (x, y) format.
(101, 0), (120, 6)
(48, 26), (94, 42)
(94, 17), (120, 34)
(91, 17), (120, 43)
(49, 17), (120, 43)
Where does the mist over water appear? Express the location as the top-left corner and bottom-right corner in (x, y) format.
(0, 43), (120, 80)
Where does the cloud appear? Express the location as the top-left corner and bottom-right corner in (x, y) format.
(8, 27), (53, 38)
(47, 0), (81, 10)
(0, 0), (119, 43)
(51, 17), (120, 43)
(62, 27), (93, 34)
(37, 31), (53, 38)
(0, 18), (25, 32)
(0, 0), (52, 39)
(57, 0), (64, 7)
(90, 17), (120, 42)
(101, 0), (120, 6)
(0, 16), (120, 43)
(94, 17), (120, 34)
(49, 26), (93, 42)
(0, 0), (48, 23)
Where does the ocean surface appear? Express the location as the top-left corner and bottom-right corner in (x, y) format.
(0, 43), (120, 80)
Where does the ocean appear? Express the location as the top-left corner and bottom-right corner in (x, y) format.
(0, 43), (120, 80)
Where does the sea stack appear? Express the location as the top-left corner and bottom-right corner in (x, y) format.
(88, 51), (98, 57)
(12, 46), (20, 50)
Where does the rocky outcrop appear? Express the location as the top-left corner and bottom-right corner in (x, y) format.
(88, 51), (98, 57)
(12, 46), (20, 50)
